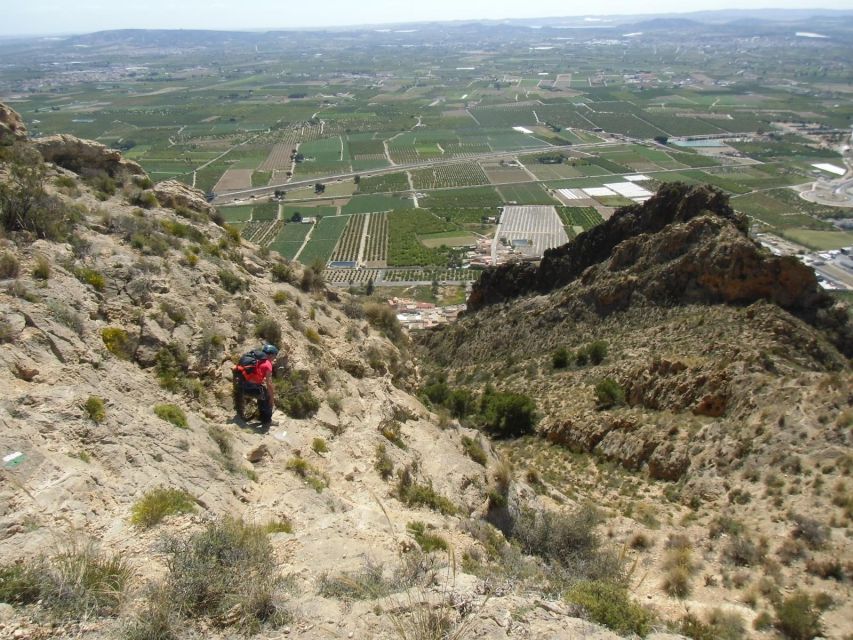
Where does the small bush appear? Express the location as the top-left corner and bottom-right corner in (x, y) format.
(131, 487), (195, 529)
(566, 580), (652, 637)
(396, 468), (457, 515)
(479, 390), (537, 438)
(461, 435), (487, 466)
(790, 513), (829, 550)
(271, 263), (293, 283)
(724, 535), (765, 567)
(32, 254), (51, 280)
(0, 252), (19, 278)
(595, 378), (624, 409)
(374, 443), (394, 480)
(208, 425), (232, 457)
(407, 521), (448, 553)
(74, 266), (106, 291)
(774, 591), (823, 640)
(255, 316), (282, 345)
(101, 327), (135, 360)
(49, 300), (84, 335)
(262, 519), (294, 535)
(661, 537), (697, 598)
(551, 347), (569, 369)
(286, 456), (328, 492)
(0, 563), (41, 605)
(318, 560), (393, 601)
(154, 343), (190, 393)
(160, 518), (291, 632)
(679, 609), (746, 640)
(311, 437), (328, 454)
(84, 396), (106, 423)
(379, 418), (407, 449)
(363, 302), (403, 344)
(159, 301), (186, 325)
(586, 340), (608, 364)
(154, 404), (188, 429)
(218, 268), (245, 294)
(273, 291), (288, 305)
(305, 327), (321, 344)
(276, 370), (320, 419)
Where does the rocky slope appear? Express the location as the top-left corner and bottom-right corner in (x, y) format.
(418, 185), (853, 638)
(0, 104), (678, 640)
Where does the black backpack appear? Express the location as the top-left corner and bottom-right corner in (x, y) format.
(233, 349), (265, 381)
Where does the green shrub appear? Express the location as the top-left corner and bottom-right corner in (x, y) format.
(262, 519), (293, 534)
(318, 560), (394, 601)
(774, 592), (823, 640)
(595, 378), (624, 409)
(551, 347), (569, 369)
(130, 487), (196, 529)
(311, 437), (328, 454)
(586, 340), (608, 365)
(0, 545), (131, 618)
(566, 580), (652, 637)
(255, 316), (282, 345)
(158, 518), (291, 632)
(74, 266), (106, 291)
(447, 388), (476, 418)
(276, 370), (320, 419)
(0, 563), (41, 605)
(218, 268), (245, 294)
(84, 396), (106, 423)
(514, 505), (608, 572)
(679, 609), (746, 640)
(480, 390), (537, 438)
(305, 328), (321, 344)
(155, 343), (190, 392)
(396, 467), (457, 515)
(407, 521), (448, 553)
(286, 456), (328, 492)
(363, 302), (403, 344)
(159, 301), (186, 325)
(208, 424), (233, 457)
(32, 254), (51, 280)
(0, 252), (19, 278)
(461, 435), (487, 466)
(154, 404), (188, 429)
(101, 327), (135, 360)
(49, 300), (84, 335)
(0, 149), (74, 241)
(374, 443), (394, 480)
(379, 418), (407, 449)
(271, 263), (293, 283)
(273, 291), (288, 305)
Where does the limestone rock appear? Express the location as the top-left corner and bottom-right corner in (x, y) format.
(33, 134), (145, 178)
(152, 180), (214, 216)
(0, 102), (27, 143)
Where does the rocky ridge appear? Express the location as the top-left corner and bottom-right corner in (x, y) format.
(0, 105), (673, 640)
(418, 185), (852, 637)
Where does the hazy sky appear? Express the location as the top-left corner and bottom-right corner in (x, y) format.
(5, 0), (852, 35)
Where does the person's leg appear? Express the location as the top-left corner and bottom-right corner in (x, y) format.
(232, 379), (246, 420)
(258, 387), (273, 425)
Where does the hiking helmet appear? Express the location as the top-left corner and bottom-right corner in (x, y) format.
(262, 344), (279, 358)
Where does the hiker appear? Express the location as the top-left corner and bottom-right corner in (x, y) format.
(232, 344), (278, 427)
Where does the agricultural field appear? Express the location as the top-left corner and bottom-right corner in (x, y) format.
(497, 183), (558, 205)
(330, 214), (367, 263)
(410, 163), (490, 190)
(270, 223), (311, 260)
(4, 16), (850, 286)
(357, 172), (409, 194)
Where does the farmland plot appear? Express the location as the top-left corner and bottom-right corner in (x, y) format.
(497, 183), (558, 205)
(410, 163), (490, 189)
(420, 186), (503, 208)
(242, 221), (283, 246)
(330, 214), (367, 263)
(388, 211), (456, 267)
(557, 206), (604, 231)
(252, 202), (279, 221)
(219, 205), (254, 223)
(258, 143), (297, 171)
(364, 213), (388, 265)
(358, 172), (410, 194)
(213, 169), (253, 192)
(270, 224), (311, 260)
(343, 194), (414, 215)
(298, 216), (350, 265)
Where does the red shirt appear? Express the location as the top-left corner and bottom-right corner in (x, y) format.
(243, 358), (272, 384)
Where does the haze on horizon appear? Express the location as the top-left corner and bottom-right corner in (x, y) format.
(4, 0), (852, 36)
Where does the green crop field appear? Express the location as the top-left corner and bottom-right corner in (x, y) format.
(298, 216), (350, 265)
(497, 183), (558, 204)
(343, 194), (414, 215)
(270, 223), (311, 260)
